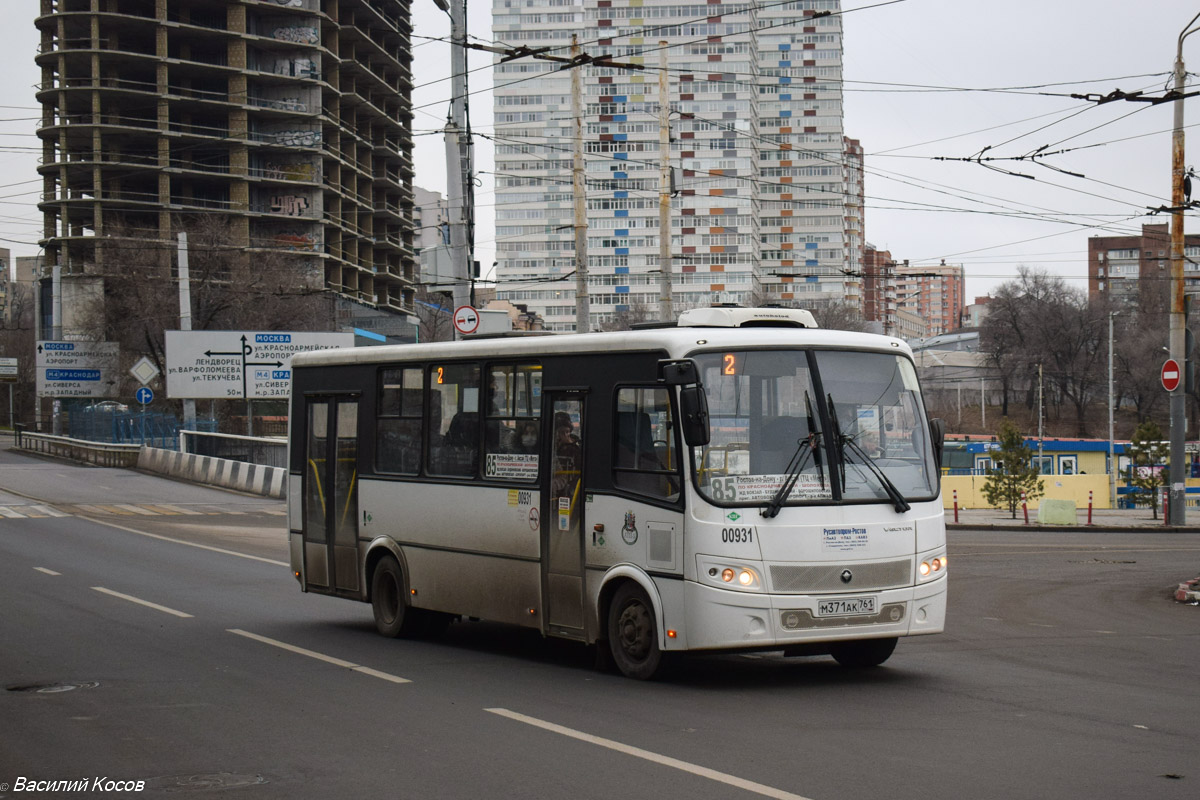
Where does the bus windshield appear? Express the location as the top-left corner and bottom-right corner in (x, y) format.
(692, 349), (938, 508)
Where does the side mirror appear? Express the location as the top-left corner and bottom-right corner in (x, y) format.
(679, 385), (710, 447)
(658, 358), (700, 386)
(928, 418), (945, 472)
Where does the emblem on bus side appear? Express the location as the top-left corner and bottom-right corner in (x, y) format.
(621, 511), (638, 545)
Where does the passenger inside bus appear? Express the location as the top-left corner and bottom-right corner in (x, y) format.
(552, 412), (581, 499)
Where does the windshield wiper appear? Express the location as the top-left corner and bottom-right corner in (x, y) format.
(762, 392), (824, 519)
(827, 393), (910, 513)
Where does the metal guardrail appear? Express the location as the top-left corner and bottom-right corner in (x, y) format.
(13, 426), (141, 468)
(180, 430), (287, 469)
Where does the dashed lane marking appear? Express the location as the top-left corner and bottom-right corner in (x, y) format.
(92, 586), (194, 618)
(227, 629), (411, 684)
(34, 567), (61, 576)
(485, 708), (815, 800)
(75, 516), (288, 567)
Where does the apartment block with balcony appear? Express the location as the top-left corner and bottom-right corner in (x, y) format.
(1088, 223), (1200, 304)
(35, 0), (417, 329)
(492, 0), (851, 331)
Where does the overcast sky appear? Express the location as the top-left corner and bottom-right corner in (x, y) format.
(2, 1), (1197, 302)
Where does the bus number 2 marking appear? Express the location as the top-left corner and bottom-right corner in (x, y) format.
(721, 527), (754, 543)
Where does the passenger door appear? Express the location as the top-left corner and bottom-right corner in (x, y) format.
(542, 394), (586, 637)
(302, 396), (361, 595)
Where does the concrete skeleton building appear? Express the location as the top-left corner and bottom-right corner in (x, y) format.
(35, 0), (418, 335)
(491, 0), (857, 331)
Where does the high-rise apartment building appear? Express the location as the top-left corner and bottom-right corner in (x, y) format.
(491, 0), (851, 330)
(35, 0), (417, 333)
(894, 262), (964, 337)
(1088, 223), (1200, 304)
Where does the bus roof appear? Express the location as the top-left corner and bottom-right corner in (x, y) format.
(292, 323), (913, 369)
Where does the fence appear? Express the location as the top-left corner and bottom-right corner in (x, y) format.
(180, 430), (287, 468)
(13, 426), (141, 468)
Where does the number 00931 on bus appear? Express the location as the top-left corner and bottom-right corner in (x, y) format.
(287, 306), (948, 680)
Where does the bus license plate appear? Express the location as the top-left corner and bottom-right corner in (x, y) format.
(817, 596), (877, 617)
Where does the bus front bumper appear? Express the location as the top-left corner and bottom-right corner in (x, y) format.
(676, 577), (946, 651)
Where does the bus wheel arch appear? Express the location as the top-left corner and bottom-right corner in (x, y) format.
(599, 570), (668, 680)
(366, 544), (421, 638)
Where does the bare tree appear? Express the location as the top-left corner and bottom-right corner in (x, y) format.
(597, 299), (656, 331)
(415, 288), (455, 342)
(97, 215), (332, 403)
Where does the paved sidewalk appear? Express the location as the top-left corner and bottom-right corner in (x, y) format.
(947, 505), (1195, 532)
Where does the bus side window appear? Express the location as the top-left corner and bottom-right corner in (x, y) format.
(484, 364), (541, 482)
(376, 367), (422, 475)
(429, 363), (480, 477)
(613, 387), (680, 501)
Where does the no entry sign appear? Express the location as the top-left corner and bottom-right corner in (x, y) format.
(1161, 358), (1181, 392)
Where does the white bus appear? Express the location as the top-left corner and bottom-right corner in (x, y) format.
(288, 306), (947, 679)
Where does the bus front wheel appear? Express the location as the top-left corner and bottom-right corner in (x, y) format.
(371, 557), (421, 638)
(608, 583), (664, 680)
(831, 637), (897, 668)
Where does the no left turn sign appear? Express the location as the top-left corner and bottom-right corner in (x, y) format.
(453, 305), (480, 335)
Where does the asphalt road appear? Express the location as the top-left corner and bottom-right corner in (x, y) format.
(1, 446), (1197, 800)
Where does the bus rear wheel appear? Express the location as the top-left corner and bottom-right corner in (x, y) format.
(831, 637), (897, 668)
(608, 583), (664, 680)
(370, 557), (422, 638)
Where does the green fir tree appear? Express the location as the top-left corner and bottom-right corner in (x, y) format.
(982, 419), (1045, 519)
(1125, 420), (1169, 520)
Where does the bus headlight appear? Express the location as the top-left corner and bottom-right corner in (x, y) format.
(700, 558), (763, 592)
(918, 555), (947, 581)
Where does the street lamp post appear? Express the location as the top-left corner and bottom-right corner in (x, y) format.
(1167, 11), (1200, 525)
(1109, 310), (1119, 509)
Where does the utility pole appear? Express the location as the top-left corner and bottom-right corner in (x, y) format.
(657, 43), (673, 323)
(1109, 311), (1118, 509)
(1167, 11), (1199, 525)
(1037, 364), (1044, 472)
(571, 34), (589, 333)
(444, 0), (474, 338)
(177, 233), (196, 431)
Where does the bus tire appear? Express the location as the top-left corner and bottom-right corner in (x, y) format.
(370, 557), (421, 638)
(608, 582), (664, 680)
(831, 637), (897, 668)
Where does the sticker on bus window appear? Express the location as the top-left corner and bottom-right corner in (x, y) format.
(708, 474), (832, 502)
(486, 453), (538, 480)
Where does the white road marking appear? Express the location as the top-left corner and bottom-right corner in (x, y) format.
(112, 504), (159, 515)
(92, 587), (194, 618)
(34, 567), (61, 576)
(77, 516), (288, 567)
(29, 505), (68, 517)
(227, 629), (411, 684)
(151, 504), (204, 516)
(0, 506), (26, 518)
(485, 708), (815, 800)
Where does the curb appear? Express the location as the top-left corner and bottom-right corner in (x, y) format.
(947, 523), (1194, 533)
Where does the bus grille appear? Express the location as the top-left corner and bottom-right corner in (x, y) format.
(769, 560), (911, 594)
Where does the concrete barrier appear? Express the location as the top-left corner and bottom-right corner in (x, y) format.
(1036, 498), (1078, 525)
(137, 445), (286, 499)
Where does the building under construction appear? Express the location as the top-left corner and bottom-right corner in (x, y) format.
(35, 0), (417, 332)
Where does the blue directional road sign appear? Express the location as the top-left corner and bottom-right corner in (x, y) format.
(136, 386), (154, 405)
